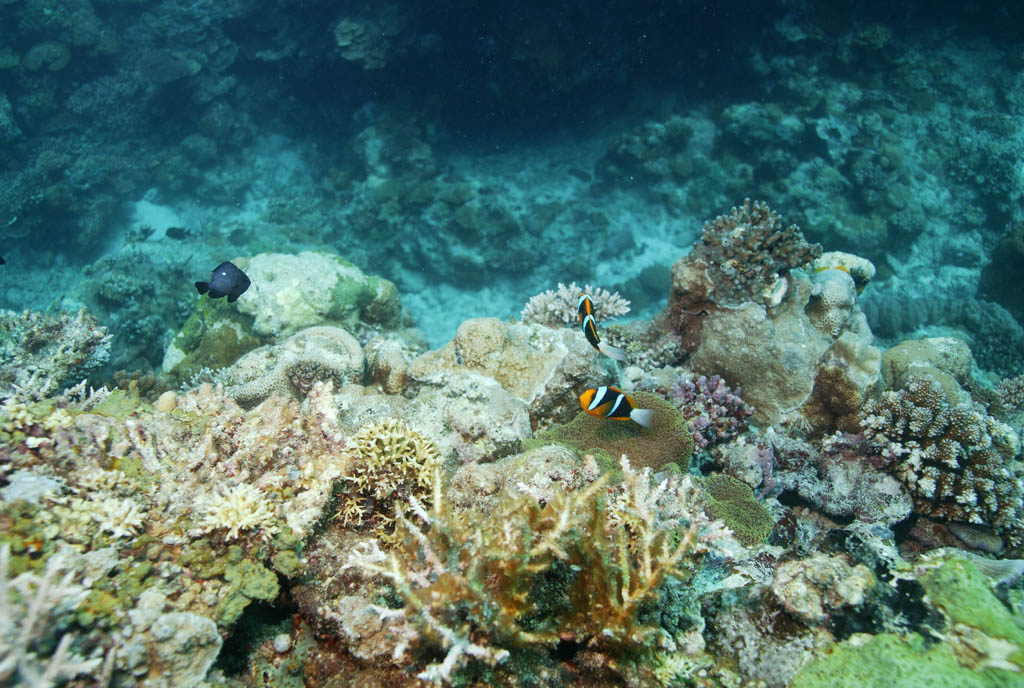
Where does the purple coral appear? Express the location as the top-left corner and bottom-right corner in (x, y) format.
(670, 373), (755, 452)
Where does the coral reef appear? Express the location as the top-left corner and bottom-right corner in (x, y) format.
(861, 375), (1024, 547)
(222, 326), (365, 408)
(0, 308), (111, 401)
(343, 457), (735, 684)
(0, 381), (349, 684)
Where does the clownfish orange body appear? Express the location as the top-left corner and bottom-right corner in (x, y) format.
(577, 293), (626, 362)
(579, 385), (653, 428)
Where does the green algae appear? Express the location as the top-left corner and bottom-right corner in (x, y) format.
(702, 473), (773, 547)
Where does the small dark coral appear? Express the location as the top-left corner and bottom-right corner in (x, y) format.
(861, 375), (1024, 547)
(695, 199), (822, 306)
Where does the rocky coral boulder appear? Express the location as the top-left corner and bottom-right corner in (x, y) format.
(163, 250), (405, 381)
(407, 317), (609, 425)
(223, 326), (364, 407)
(236, 251), (403, 336)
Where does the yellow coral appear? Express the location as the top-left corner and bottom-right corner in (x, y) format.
(338, 418), (441, 532)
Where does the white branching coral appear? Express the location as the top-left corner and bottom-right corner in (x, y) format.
(520, 282), (630, 327)
(197, 483), (280, 542)
(91, 497), (145, 540)
(0, 545), (103, 686)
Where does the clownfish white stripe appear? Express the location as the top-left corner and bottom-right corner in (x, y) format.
(588, 386), (608, 411)
(607, 393), (627, 418)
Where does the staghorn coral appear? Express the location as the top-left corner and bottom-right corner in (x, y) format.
(0, 308), (111, 401)
(336, 418), (441, 533)
(343, 457), (734, 685)
(520, 282), (630, 328)
(0, 544), (104, 687)
(861, 375), (1024, 546)
(687, 198), (821, 308)
(668, 373), (754, 453)
(223, 325), (364, 407)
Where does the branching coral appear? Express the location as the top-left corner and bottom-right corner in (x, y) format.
(688, 199), (821, 307)
(0, 308), (111, 401)
(520, 282), (630, 327)
(861, 375), (1024, 546)
(668, 373), (754, 453)
(337, 418), (441, 533)
(344, 457), (732, 684)
(0, 544), (104, 686)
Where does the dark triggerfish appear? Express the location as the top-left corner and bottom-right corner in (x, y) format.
(579, 385), (653, 427)
(195, 261), (251, 302)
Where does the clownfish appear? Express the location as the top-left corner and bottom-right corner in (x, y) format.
(579, 386), (653, 428)
(577, 293), (626, 362)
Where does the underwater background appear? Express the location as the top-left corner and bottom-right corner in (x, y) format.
(2, 0), (1024, 687)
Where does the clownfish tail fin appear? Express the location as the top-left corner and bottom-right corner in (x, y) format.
(598, 341), (627, 362)
(629, 408), (653, 428)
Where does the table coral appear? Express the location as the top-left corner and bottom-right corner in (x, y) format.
(861, 375), (1024, 547)
(223, 325), (364, 407)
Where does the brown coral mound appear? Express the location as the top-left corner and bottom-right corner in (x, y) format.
(861, 375), (1024, 546)
(677, 199), (822, 308)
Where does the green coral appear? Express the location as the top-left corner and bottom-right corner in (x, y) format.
(702, 473), (773, 547)
(533, 391), (693, 471)
(791, 633), (990, 688)
(919, 556), (1024, 671)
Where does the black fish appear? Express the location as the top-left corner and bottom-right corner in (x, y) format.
(195, 261), (250, 302)
(0, 256), (4, 264)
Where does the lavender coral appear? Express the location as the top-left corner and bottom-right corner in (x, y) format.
(861, 375), (1024, 546)
(670, 373), (754, 452)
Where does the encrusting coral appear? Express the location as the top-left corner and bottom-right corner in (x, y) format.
(343, 456), (736, 685)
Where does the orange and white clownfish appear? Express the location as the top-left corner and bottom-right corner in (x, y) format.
(579, 386), (653, 428)
(577, 293), (626, 362)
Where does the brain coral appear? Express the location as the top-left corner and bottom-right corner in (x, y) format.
(224, 326), (364, 407)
